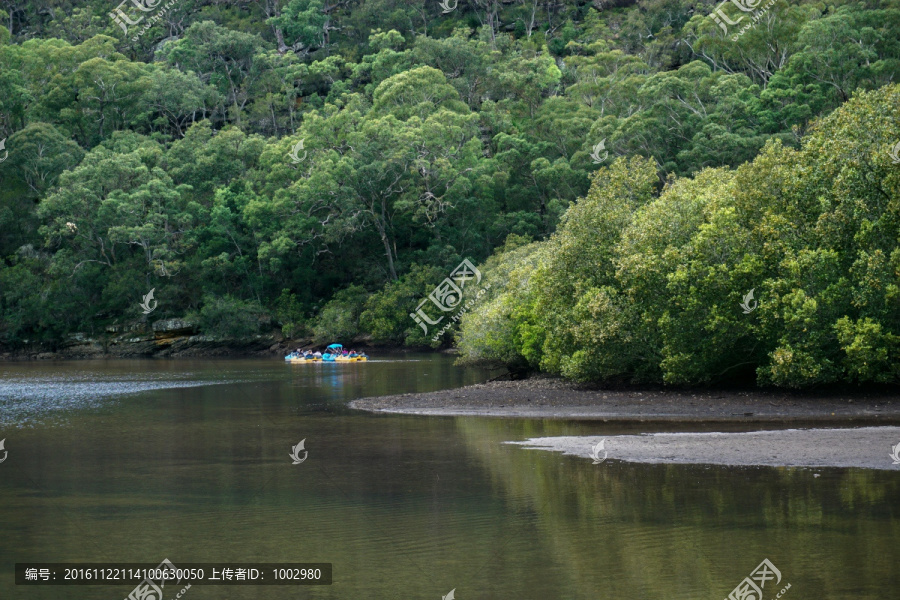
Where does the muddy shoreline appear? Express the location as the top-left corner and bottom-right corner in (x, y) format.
(352, 378), (900, 469)
(350, 377), (900, 424)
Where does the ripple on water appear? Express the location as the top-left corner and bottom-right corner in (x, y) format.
(0, 376), (235, 428)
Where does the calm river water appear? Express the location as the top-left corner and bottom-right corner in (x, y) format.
(1, 356), (898, 599)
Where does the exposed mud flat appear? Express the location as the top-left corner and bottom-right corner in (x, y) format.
(351, 377), (900, 424)
(508, 427), (900, 470)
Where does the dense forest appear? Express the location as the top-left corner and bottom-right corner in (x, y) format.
(0, 0), (898, 385)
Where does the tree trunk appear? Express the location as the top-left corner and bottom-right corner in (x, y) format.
(275, 27), (288, 54)
(379, 229), (397, 280)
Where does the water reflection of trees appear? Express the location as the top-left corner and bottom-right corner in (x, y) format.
(286, 355), (491, 401)
(454, 418), (900, 599)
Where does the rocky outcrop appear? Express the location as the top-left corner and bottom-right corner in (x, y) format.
(151, 319), (200, 339)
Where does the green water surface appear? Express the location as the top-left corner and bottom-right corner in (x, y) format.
(0, 356), (898, 599)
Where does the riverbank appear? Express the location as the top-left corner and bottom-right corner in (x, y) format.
(0, 320), (419, 360)
(0, 338), (386, 360)
(350, 376), (900, 424)
(0, 331), (292, 361)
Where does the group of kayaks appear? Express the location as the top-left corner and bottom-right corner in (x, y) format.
(285, 343), (368, 364)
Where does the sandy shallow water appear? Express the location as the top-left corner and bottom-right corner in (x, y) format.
(509, 426), (900, 470)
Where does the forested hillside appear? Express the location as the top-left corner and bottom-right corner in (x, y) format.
(0, 0), (898, 382)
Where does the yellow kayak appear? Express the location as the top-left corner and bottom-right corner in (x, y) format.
(289, 356), (367, 363)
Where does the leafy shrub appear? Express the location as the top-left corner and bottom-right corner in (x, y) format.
(359, 264), (447, 346)
(457, 235), (542, 368)
(195, 294), (268, 339)
(275, 289), (310, 339)
(311, 285), (368, 344)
